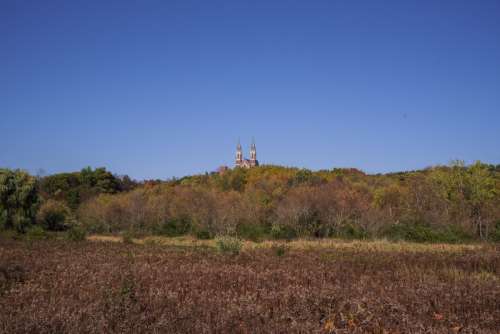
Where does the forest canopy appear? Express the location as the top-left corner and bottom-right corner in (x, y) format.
(1, 162), (499, 242)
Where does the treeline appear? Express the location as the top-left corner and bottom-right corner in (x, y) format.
(1, 162), (500, 242)
(38, 167), (138, 209)
(0, 167), (136, 233)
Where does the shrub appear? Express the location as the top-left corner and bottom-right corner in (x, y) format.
(36, 200), (72, 231)
(271, 243), (288, 257)
(490, 221), (500, 243)
(153, 218), (191, 237)
(215, 236), (242, 255)
(440, 225), (474, 243)
(0, 229), (18, 240)
(144, 238), (160, 246)
(12, 215), (33, 234)
(270, 224), (297, 240)
(122, 230), (135, 244)
(26, 226), (47, 240)
(236, 223), (267, 242)
(336, 223), (369, 240)
(383, 222), (473, 243)
(194, 229), (213, 240)
(66, 226), (86, 242)
(384, 223), (437, 243)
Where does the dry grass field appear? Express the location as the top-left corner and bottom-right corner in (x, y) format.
(1, 237), (499, 333)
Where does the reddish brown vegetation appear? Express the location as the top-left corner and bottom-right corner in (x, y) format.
(1, 240), (499, 333)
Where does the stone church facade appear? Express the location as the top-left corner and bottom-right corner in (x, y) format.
(235, 140), (259, 168)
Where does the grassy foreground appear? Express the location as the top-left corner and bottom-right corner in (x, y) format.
(89, 234), (485, 253)
(1, 237), (499, 333)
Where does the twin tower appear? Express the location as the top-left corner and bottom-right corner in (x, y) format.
(235, 140), (259, 168)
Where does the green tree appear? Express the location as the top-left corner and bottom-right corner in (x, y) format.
(38, 167), (122, 209)
(0, 169), (39, 232)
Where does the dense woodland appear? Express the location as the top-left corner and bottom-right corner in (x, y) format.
(1, 161), (500, 242)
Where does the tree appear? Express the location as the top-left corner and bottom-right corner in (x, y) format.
(431, 161), (497, 239)
(36, 200), (72, 231)
(373, 183), (406, 220)
(467, 162), (496, 238)
(38, 167), (123, 209)
(0, 169), (39, 232)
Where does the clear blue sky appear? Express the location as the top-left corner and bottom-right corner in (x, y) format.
(2, 0), (499, 180)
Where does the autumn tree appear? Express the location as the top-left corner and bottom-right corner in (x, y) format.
(431, 161), (497, 239)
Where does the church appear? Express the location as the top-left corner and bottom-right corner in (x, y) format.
(235, 140), (259, 168)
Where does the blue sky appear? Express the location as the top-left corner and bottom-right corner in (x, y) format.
(1, 0), (499, 179)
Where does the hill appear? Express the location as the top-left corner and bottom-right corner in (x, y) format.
(2, 161), (499, 242)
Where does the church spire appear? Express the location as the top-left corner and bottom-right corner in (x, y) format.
(236, 139), (243, 165)
(235, 138), (259, 168)
(250, 137), (257, 163)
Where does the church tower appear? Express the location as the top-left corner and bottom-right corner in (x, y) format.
(235, 140), (243, 166)
(250, 139), (258, 167)
(235, 139), (259, 168)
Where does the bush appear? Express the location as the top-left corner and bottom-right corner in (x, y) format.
(490, 221), (500, 243)
(270, 224), (297, 240)
(195, 229), (213, 240)
(383, 222), (473, 243)
(12, 215), (33, 234)
(36, 200), (72, 231)
(153, 218), (191, 237)
(26, 226), (47, 240)
(236, 223), (267, 242)
(271, 243), (288, 257)
(0, 229), (19, 240)
(336, 223), (369, 240)
(66, 226), (86, 242)
(122, 230), (135, 244)
(215, 236), (242, 255)
(441, 225), (474, 243)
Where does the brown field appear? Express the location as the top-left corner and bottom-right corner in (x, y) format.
(1, 238), (499, 333)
